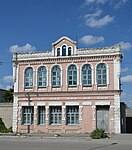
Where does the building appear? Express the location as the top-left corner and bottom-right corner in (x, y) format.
(12, 36), (122, 134)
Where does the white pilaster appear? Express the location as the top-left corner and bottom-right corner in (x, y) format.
(114, 59), (121, 90)
(12, 95), (18, 133)
(13, 61), (19, 133)
(114, 95), (121, 134)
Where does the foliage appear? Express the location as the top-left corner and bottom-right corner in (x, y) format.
(0, 118), (12, 133)
(2, 88), (14, 103)
(90, 128), (106, 139)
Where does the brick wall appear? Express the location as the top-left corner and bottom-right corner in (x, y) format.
(0, 103), (13, 128)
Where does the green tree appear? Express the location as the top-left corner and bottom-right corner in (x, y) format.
(2, 88), (14, 103)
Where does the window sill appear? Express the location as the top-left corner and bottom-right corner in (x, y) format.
(82, 85), (92, 87)
(37, 86), (47, 88)
(22, 124), (34, 126)
(97, 84), (107, 87)
(24, 87), (33, 89)
(66, 124), (80, 126)
(49, 124), (62, 126)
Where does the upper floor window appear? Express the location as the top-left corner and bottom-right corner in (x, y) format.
(96, 63), (107, 86)
(24, 67), (33, 88)
(82, 64), (92, 86)
(67, 65), (77, 86)
(37, 66), (47, 88)
(51, 65), (61, 87)
(57, 48), (60, 56)
(68, 47), (72, 56)
(62, 45), (66, 56)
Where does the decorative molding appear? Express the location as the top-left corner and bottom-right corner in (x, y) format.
(65, 102), (79, 106)
(21, 102), (34, 106)
(37, 102), (46, 106)
(78, 46), (121, 55)
(48, 102), (62, 106)
(82, 102), (92, 106)
(95, 101), (110, 105)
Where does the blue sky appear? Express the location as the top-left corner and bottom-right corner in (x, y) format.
(0, 0), (132, 106)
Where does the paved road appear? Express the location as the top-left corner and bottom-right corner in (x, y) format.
(0, 134), (132, 150)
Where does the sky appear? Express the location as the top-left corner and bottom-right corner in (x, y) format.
(0, 0), (132, 107)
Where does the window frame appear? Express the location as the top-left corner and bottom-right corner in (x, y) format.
(37, 66), (47, 88)
(82, 64), (92, 86)
(68, 47), (72, 56)
(96, 63), (107, 86)
(22, 106), (34, 125)
(49, 106), (62, 125)
(66, 106), (79, 125)
(51, 65), (61, 87)
(38, 106), (46, 125)
(67, 64), (77, 87)
(57, 48), (60, 56)
(62, 45), (66, 56)
(24, 67), (33, 88)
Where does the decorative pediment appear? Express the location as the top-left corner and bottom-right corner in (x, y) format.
(52, 36), (76, 46)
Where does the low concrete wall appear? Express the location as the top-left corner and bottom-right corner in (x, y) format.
(0, 103), (13, 128)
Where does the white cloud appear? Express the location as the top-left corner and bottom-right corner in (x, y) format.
(84, 10), (114, 28)
(0, 84), (3, 89)
(121, 67), (128, 73)
(2, 75), (13, 83)
(114, 0), (128, 9)
(6, 85), (12, 90)
(85, 0), (108, 5)
(79, 35), (104, 46)
(9, 43), (36, 53)
(118, 41), (132, 51)
(121, 75), (132, 83)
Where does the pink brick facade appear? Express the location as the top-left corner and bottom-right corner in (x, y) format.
(13, 36), (122, 134)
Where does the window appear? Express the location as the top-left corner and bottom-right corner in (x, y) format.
(37, 66), (47, 87)
(49, 106), (62, 125)
(24, 67), (33, 88)
(66, 106), (79, 125)
(57, 48), (60, 56)
(96, 63), (107, 85)
(38, 106), (45, 125)
(82, 64), (92, 86)
(67, 65), (77, 86)
(62, 45), (66, 56)
(68, 47), (72, 56)
(51, 65), (61, 87)
(22, 106), (34, 125)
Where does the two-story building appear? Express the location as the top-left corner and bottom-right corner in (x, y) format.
(12, 36), (122, 134)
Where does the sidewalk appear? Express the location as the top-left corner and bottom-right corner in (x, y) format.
(0, 132), (132, 142)
(0, 132), (91, 139)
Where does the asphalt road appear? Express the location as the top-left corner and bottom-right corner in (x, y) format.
(0, 135), (132, 150)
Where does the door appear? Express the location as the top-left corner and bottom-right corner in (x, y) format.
(96, 106), (109, 133)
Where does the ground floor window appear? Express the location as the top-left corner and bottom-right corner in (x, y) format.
(66, 106), (79, 125)
(22, 106), (34, 125)
(49, 106), (62, 125)
(38, 106), (45, 125)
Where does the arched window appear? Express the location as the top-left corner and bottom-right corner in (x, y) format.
(57, 48), (60, 56)
(96, 63), (107, 85)
(51, 65), (61, 87)
(67, 65), (77, 86)
(62, 45), (66, 56)
(37, 66), (47, 87)
(82, 64), (92, 86)
(68, 47), (72, 56)
(24, 67), (33, 88)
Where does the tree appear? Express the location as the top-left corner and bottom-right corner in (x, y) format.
(2, 88), (14, 103)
